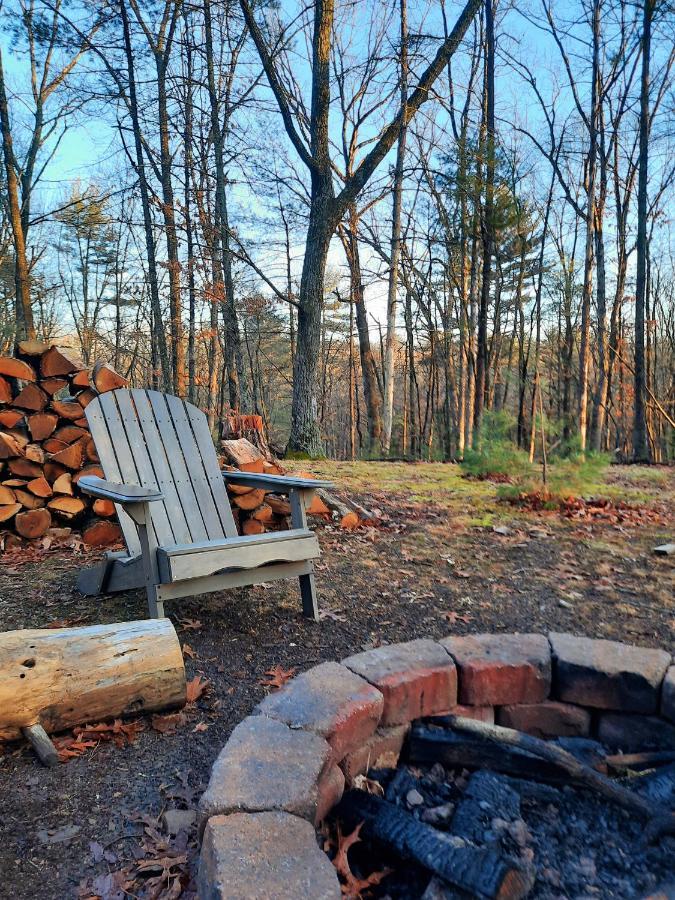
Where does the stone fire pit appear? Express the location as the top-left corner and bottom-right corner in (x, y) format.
(197, 633), (675, 898)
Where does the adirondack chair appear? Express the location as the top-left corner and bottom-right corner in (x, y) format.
(75, 388), (332, 620)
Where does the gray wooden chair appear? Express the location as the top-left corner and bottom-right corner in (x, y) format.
(76, 388), (332, 620)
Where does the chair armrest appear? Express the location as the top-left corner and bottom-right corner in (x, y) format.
(78, 476), (164, 504)
(223, 471), (333, 493)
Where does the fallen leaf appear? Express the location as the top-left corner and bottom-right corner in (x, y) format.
(443, 611), (473, 625)
(332, 823), (391, 898)
(192, 721), (209, 732)
(186, 675), (210, 704)
(182, 642), (197, 659)
(179, 618), (202, 632)
(151, 712), (186, 735)
(259, 665), (296, 690)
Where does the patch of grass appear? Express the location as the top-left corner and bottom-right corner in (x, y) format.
(461, 411), (534, 482)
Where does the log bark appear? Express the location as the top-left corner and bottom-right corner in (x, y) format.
(0, 619), (186, 740)
(334, 790), (533, 899)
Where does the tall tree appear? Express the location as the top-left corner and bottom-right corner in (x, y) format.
(239, 0), (484, 455)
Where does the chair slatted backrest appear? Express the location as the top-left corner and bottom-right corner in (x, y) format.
(86, 389), (238, 556)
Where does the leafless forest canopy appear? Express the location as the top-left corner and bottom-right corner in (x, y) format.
(0, 0), (673, 460)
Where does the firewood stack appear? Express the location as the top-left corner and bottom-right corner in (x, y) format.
(221, 437), (331, 536)
(0, 342), (127, 548)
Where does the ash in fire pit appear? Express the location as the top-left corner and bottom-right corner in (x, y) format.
(324, 720), (675, 899)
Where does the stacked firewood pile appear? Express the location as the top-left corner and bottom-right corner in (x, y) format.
(221, 437), (332, 535)
(0, 342), (127, 548)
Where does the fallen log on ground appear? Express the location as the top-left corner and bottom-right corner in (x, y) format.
(334, 790), (534, 899)
(0, 619), (186, 750)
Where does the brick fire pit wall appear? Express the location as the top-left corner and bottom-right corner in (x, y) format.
(197, 633), (675, 899)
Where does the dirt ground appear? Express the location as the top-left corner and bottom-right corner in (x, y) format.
(0, 462), (673, 899)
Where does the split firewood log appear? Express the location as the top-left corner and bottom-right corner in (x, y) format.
(82, 520), (122, 547)
(77, 388), (97, 408)
(0, 485), (17, 504)
(50, 398), (85, 420)
(53, 424), (87, 444)
(40, 346), (83, 377)
(0, 375), (12, 403)
(0, 619), (186, 742)
(14, 489), (46, 510)
(51, 472), (73, 495)
(25, 443), (45, 464)
(17, 339), (49, 357)
(8, 459), (43, 478)
(12, 383), (48, 412)
(0, 357), (37, 381)
(221, 438), (265, 473)
(231, 488), (267, 511)
(14, 508), (51, 539)
(0, 503), (22, 523)
(91, 361), (127, 393)
(84, 437), (99, 462)
(70, 369), (90, 389)
(242, 517), (265, 535)
(41, 377), (68, 396)
(47, 496), (87, 520)
(43, 438), (68, 454)
(49, 438), (86, 470)
(43, 461), (68, 483)
(27, 412), (58, 441)
(72, 464), (103, 484)
(266, 495), (292, 516)
(92, 498), (115, 517)
(5, 429), (29, 451)
(0, 410), (25, 429)
(2, 478), (26, 487)
(0, 431), (25, 459)
(226, 481), (255, 496)
(251, 503), (274, 523)
(26, 477), (52, 498)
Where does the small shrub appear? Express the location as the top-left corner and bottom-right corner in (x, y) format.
(461, 411), (534, 482)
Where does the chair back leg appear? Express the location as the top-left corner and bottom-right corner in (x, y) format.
(299, 567), (319, 621)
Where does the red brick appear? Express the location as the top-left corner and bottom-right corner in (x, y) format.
(662, 666), (675, 723)
(256, 661), (383, 760)
(597, 712), (675, 752)
(198, 812), (341, 899)
(440, 633), (551, 705)
(342, 639), (457, 725)
(550, 632), (671, 713)
(443, 705), (495, 724)
(497, 701), (591, 739)
(198, 716), (339, 833)
(339, 725), (409, 784)
(316, 763), (346, 822)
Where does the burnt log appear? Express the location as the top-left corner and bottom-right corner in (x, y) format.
(334, 790), (534, 899)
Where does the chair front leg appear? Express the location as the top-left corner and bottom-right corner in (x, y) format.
(127, 502), (164, 619)
(290, 488), (320, 621)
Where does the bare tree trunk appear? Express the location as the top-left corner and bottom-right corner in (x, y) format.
(633, 0), (653, 462)
(578, 0), (601, 453)
(473, 0), (495, 446)
(204, 0), (248, 411)
(0, 49), (35, 342)
(119, 0), (170, 391)
(382, 0), (408, 455)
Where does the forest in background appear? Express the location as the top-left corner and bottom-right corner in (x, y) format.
(0, 0), (673, 461)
